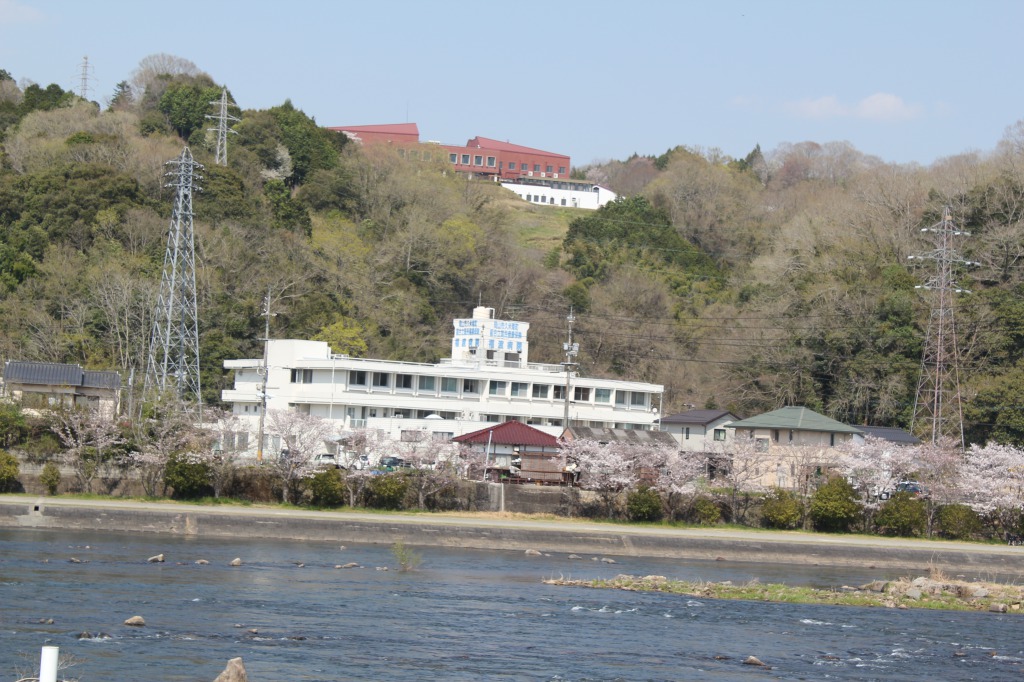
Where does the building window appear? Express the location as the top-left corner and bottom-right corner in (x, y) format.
(461, 154), (470, 165)
(521, 163), (528, 171)
(511, 382), (529, 397)
(463, 379), (478, 394)
(489, 380), (507, 396)
(441, 377), (458, 393)
(474, 155), (483, 166)
(533, 164), (540, 172)
(830, 433), (835, 447)
(553, 386), (566, 400)
(372, 372), (389, 388)
(630, 392), (646, 407)
(755, 438), (770, 452)
(684, 427), (690, 440)
(533, 384), (549, 399)
(714, 429), (726, 441)
(400, 430), (424, 442)
(615, 390), (627, 406)
(595, 388), (611, 403)
(573, 387), (590, 401)
(418, 376), (435, 391)
(772, 429), (780, 442)
(546, 165), (553, 173)
(789, 430), (794, 442)
(561, 198), (567, 206)
(432, 432), (454, 442)
(290, 369), (312, 384)
(483, 414), (501, 422)
(487, 156), (496, 167)
(449, 153), (457, 163)
(396, 374), (413, 390)
(349, 370), (367, 386)
(559, 166), (566, 174)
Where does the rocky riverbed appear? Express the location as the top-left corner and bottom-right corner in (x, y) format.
(544, 571), (1024, 613)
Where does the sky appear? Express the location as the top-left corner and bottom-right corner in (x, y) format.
(2, 0), (1022, 168)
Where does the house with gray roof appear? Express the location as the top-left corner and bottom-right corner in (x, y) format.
(2, 361), (121, 417)
(724, 406), (862, 491)
(656, 409), (738, 451)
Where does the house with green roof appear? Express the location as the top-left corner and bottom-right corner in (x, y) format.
(724, 406), (863, 491)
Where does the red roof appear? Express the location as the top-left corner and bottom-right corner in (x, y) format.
(329, 123), (420, 136)
(465, 136), (568, 159)
(453, 421), (559, 447)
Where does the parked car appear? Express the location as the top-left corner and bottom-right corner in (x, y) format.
(894, 481), (928, 498)
(312, 453), (342, 469)
(378, 456), (407, 471)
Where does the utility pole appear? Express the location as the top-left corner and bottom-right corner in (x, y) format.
(144, 147), (203, 412)
(561, 308), (579, 428)
(256, 288), (275, 463)
(908, 206), (975, 449)
(206, 87), (239, 166)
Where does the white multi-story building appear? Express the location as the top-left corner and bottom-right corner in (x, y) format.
(222, 307), (663, 447)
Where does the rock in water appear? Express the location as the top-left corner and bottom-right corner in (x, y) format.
(213, 657), (249, 682)
(524, 549), (542, 556)
(147, 553), (165, 563)
(743, 655), (766, 667)
(195, 559), (209, 565)
(229, 558), (242, 567)
(124, 616), (146, 627)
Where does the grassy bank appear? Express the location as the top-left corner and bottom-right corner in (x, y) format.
(545, 571), (1024, 613)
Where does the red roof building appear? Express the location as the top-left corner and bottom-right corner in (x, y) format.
(327, 123), (420, 146)
(328, 122), (570, 179)
(454, 420), (559, 449)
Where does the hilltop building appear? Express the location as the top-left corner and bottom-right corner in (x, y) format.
(328, 123), (616, 209)
(222, 307), (664, 455)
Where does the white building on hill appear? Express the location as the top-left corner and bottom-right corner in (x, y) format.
(499, 178), (617, 210)
(222, 307), (663, 451)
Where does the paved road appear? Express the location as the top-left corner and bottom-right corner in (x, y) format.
(2, 493), (1018, 559)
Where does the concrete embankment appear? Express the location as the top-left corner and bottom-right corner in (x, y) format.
(1, 495), (1022, 578)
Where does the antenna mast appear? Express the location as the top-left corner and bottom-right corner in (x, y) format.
(908, 206), (975, 449)
(144, 147), (203, 409)
(206, 87), (239, 166)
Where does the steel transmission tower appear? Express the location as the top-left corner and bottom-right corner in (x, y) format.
(206, 87), (239, 166)
(908, 207), (975, 448)
(77, 56), (93, 99)
(144, 147), (203, 407)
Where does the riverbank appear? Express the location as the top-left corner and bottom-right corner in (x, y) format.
(1, 494), (1022, 577)
(546, 572), (1024, 613)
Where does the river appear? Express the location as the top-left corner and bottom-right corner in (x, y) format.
(1, 528), (1023, 681)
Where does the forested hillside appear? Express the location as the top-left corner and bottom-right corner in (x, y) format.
(2, 55), (1024, 446)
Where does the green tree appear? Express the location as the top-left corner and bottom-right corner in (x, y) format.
(809, 477), (861, 532)
(626, 485), (664, 522)
(40, 461), (61, 495)
(760, 487), (803, 529)
(313, 317), (369, 357)
(874, 492), (927, 537)
(157, 78), (221, 140)
(0, 450), (19, 492)
(309, 467), (345, 507)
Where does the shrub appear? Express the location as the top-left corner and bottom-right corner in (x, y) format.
(626, 486), (664, 522)
(874, 492), (927, 537)
(691, 496), (721, 526)
(164, 454), (212, 499)
(40, 461), (61, 495)
(309, 468), (345, 508)
(0, 449), (19, 492)
(937, 503), (982, 540)
(391, 541), (421, 572)
(366, 473), (408, 510)
(809, 477), (861, 533)
(760, 488), (803, 529)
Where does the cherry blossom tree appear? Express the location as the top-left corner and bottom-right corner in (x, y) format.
(835, 436), (918, 509)
(706, 434), (775, 521)
(562, 439), (639, 518)
(654, 447), (709, 521)
(126, 403), (212, 498)
(49, 407), (126, 494)
(960, 442), (1024, 531)
(267, 409), (334, 503)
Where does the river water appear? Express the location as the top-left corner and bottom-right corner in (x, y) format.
(1, 528), (1023, 681)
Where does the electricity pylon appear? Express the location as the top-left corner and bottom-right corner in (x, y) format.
(908, 206), (975, 449)
(206, 87), (239, 166)
(144, 147), (203, 409)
